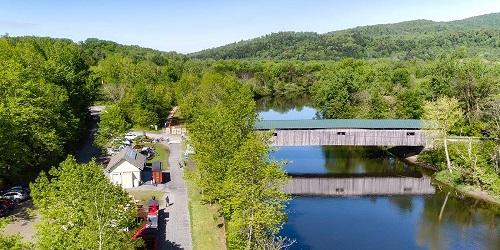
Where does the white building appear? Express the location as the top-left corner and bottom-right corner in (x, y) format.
(105, 147), (146, 188)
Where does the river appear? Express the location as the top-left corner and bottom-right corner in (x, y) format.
(258, 98), (499, 250)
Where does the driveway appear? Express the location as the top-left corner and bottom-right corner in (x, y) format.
(132, 132), (193, 250)
(74, 108), (103, 163)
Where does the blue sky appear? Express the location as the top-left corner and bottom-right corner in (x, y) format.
(1, 0), (499, 53)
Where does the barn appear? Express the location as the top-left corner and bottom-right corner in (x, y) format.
(106, 147), (146, 188)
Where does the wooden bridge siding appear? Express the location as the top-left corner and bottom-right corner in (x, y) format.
(271, 129), (426, 146)
(285, 176), (435, 196)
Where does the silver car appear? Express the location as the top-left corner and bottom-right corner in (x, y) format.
(2, 191), (28, 202)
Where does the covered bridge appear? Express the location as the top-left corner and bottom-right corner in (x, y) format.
(255, 119), (430, 147)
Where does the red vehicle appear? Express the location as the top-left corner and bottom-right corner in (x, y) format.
(0, 198), (15, 210)
(132, 198), (160, 249)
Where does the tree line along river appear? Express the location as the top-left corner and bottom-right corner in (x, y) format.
(258, 98), (499, 250)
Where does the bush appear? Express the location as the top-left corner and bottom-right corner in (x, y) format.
(418, 147), (446, 170)
(450, 141), (499, 192)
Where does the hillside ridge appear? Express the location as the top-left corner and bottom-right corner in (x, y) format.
(190, 12), (500, 60)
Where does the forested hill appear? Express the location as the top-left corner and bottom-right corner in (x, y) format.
(190, 13), (500, 60)
(80, 38), (184, 66)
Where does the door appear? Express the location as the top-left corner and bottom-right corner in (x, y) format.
(122, 172), (133, 188)
(112, 174), (121, 185)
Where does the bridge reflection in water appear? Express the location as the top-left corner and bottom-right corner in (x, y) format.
(285, 174), (435, 196)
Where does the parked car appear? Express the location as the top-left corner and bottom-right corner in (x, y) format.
(140, 147), (155, 160)
(0, 198), (15, 210)
(0, 204), (8, 217)
(1, 191), (28, 202)
(9, 185), (29, 194)
(125, 132), (139, 140)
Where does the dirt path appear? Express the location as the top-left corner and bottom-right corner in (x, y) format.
(2, 200), (40, 242)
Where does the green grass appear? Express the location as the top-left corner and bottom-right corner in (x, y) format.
(144, 143), (169, 170)
(127, 190), (165, 207)
(434, 171), (500, 207)
(186, 172), (226, 250)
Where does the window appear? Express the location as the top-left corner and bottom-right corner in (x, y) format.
(337, 132), (346, 135)
(403, 187), (412, 192)
(272, 132), (277, 136)
(406, 132), (415, 136)
(335, 188), (344, 192)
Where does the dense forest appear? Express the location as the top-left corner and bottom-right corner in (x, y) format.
(0, 36), (186, 183)
(0, 37), (97, 182)
(191, 13), (500, 60)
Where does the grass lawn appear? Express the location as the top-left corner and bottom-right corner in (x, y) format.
(186, 172), (227, 250)
(126, 189), (165, 207)
(144, 143), (169, 170)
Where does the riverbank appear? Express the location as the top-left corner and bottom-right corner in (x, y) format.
(433, 171), (500, 208)
(404, 155), (438, 171)
(406, 155), (500, 208)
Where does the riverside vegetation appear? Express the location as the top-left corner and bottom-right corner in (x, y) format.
(0, 12), (499, 249)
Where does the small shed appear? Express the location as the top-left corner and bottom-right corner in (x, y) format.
(151, 161), (163, 184)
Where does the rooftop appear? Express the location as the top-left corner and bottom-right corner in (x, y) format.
(255, 119), (427, 130)
(106, 147), (146, 172)
(151, 161), (162, 171)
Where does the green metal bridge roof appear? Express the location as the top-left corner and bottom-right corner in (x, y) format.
(255, 119), (426, 130)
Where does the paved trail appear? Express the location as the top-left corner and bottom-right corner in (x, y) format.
(154, 134), (193, 250)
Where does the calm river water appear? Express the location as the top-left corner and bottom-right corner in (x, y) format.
(258, 98), (499, 250)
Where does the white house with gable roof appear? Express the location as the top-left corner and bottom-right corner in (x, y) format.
(105, 147), (146, 188)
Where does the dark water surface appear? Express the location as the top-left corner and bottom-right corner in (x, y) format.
(283, 195), (499, 250)
(271, 146), (422, 177)
(257, 96), (318, 120)
(258, 99), (499, 250)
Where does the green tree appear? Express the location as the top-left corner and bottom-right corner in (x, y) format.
(392, 68), (410, 87)
(223, 134), (289, 249)
(423, 96), (463, 173)
(30, 157), (140, 250)
(188, 72), (256, 201)
(453, 59), (499, 127)
(481, 94), (500, 138)
(449, 141), (500, 193)
(368, 90), (389, 118)
(0, 37), (97, 182)
(396, 88), (424, 118)
(312, 79), (352, 118)
(95, 105), (130, 148)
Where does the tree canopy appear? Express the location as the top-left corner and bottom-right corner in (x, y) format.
(0, 36), (98, 182)
(30, 157), (140, 250)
